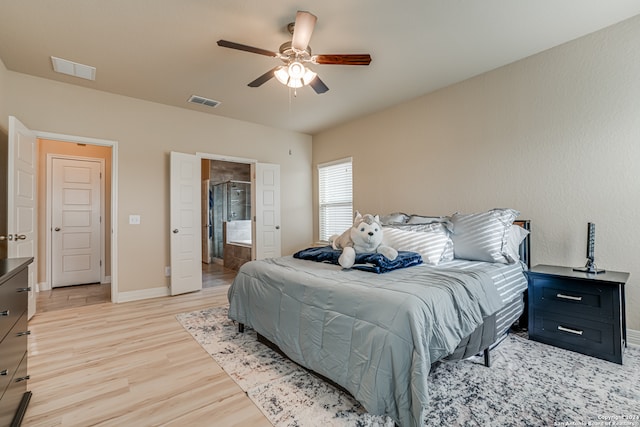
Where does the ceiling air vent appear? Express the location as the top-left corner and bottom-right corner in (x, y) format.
(188, 95), (221, 108)
(51, 56), (96, 81)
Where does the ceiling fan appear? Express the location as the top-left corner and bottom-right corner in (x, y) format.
(217, 10), (372, 94)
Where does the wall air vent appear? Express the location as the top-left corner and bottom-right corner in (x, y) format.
(188, 95), (221, 108)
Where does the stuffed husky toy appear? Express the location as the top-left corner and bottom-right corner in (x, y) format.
(329, 212), (398, 269)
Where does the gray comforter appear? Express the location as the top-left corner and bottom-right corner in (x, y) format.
(227, 256), (504, 427)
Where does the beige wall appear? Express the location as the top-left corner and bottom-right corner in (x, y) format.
(313, 15), (640, 330)
(37, 139), (112, 283)
(1, 69), (313, 295)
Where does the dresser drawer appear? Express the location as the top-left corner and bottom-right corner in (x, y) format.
(0, 269), (29, 341)
(530, 310), (621, 364)
(0, 312), (29, 397)
(529, 276), (615, 320)
(0, 352), (28, 427)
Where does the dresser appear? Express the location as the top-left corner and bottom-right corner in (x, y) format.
(527, 264), (629, 364)
(0, 258), (33, 427)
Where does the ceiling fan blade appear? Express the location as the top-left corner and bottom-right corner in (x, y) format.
(291, 11), (317, 52)
(314, 54), (372, 66)
(217, 40), (277, 57)
(248, 67), (279, 87)
(309, 76), (329, 94)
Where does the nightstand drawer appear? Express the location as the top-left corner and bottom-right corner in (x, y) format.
(529, 276), (614, 320)
(530, 310), (621, 364)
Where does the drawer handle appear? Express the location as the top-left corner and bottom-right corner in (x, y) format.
(0, 309), (9, 316)
(15, 375), (30, 383)
(1, 369), (8, 376)
(16, 330), (31, 337)
(556, 293), (582, 302)
(16, 287), (31, 293)
(558, 325), (584, 335)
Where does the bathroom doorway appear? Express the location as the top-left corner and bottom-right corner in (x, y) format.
(201, 159), (252, 273)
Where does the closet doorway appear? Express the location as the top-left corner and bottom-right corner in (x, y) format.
(40, 138), (113, 309)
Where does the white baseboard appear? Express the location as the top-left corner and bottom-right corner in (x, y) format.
(117, 286), (169, 303)
(627, 328), (640, 347)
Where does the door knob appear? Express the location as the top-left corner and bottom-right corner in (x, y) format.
(14, 234), (27, 240)
(173, 229), (179, 234)
(54, 227), (61, 232)
(0, 235), (5, 241)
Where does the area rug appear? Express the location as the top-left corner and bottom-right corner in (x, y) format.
(176, 307), (640, 427)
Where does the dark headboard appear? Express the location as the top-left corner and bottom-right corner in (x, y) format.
(514, 220), (531, 269)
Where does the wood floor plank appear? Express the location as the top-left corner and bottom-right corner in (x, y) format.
(22, 278), (272, 427)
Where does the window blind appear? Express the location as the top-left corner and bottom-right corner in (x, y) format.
(318, 158), (353, 242)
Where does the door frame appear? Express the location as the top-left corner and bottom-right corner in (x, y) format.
(45, 154), (106, 290)
(35, 131), (119, 303)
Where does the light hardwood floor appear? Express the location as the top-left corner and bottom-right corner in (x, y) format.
(23, 270), (272, 426)
(36, 282), (111, 313)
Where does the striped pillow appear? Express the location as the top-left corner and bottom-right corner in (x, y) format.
(450, 209), (519, 263)
(382, 226), (450, 265)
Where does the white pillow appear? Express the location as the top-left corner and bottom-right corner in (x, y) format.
(504, 224), (529, 263)
(450, 208), (519, 263)
(441, 237), (454, 262)
(383, 227), (450, 265)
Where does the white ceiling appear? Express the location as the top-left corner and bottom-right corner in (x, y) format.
(1, 1), (639, 135)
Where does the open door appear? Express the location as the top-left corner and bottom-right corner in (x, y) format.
(255, 163), (281, 259)
(8, 116), (37, 319)
(169, 151), (202, 295)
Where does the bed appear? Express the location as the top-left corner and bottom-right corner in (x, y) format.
(227, 210), (530, 427)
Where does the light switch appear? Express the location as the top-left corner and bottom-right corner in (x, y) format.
(129, 215), (141, 225)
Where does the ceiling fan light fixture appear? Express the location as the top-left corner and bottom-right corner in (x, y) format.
(302, 67), (317, 85)
(288, 61), (305, 79)
(287, 78), (304, 89)
(274, 66), (289, 85)
(275, 62), (316, 89)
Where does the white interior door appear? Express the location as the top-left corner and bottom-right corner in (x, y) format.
(255, 163), (281, 259)
(8, 116), (37, 319)
(170, 152), (202, 295)
(51, 158), (102, 287)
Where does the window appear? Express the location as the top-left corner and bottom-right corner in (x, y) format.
(318, 157), (353, 242)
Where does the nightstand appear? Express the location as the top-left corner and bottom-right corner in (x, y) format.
(527, 264), (629, 364)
